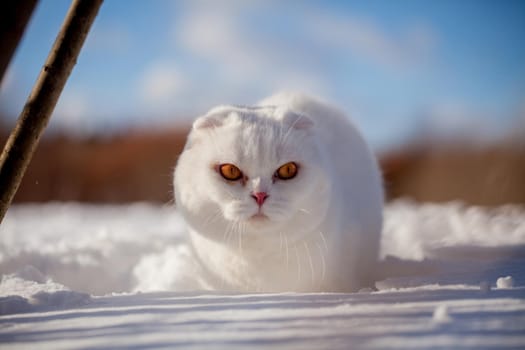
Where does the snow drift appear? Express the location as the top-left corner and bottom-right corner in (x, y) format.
(0, 199), (524, 349)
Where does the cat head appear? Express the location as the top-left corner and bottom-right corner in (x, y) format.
(174, 105), (330, 241)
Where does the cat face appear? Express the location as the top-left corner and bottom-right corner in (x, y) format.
(175, 106), (330, 238)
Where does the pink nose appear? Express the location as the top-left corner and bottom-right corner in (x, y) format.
(251, 192), (269, 206)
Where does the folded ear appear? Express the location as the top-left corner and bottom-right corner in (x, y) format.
(192, 113), (225, 130)
(279, 108), (314, 130)
(192, 106), (242, 130)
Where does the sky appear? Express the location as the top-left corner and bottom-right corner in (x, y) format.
(1, 0), (524, 149)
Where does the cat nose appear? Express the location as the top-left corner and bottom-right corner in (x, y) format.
(251, 192), (269, 206)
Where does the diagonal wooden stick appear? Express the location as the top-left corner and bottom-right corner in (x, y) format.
(0, 0), (103, 223)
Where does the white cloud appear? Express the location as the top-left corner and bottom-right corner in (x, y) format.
(303, 11), (436, 69)
(171, 3), (333, 102)
(166, 1), (436, 111)
(174, 3), (437, 71)
(139, 62), (187, 107)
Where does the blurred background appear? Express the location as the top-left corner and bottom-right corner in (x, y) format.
(1, 0), (524, 205)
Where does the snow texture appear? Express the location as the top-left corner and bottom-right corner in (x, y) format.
(1, 199), (524, 349)
(497, 276), (515, 289)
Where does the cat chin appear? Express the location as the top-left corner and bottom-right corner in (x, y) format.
(232, 214), (287, 230)
(244, 216), (275, 232)
(216, 213), (289, 235)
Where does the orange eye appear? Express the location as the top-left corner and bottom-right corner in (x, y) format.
(219, 163), (243, 181)
(275, 162), (298, 180)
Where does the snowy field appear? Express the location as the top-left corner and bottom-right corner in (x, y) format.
(1, 199), (524, 349)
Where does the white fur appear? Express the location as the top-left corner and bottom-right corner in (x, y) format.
(174, 93), (383, 292)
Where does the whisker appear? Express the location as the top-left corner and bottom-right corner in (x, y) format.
(203, 209), (222, 228)
(299, 208), (311, 215)
(217, 224), (231, 290)
(237, 221), (244, 255)
(279, 231), (284, 255)
(294, 245), (301, 284)
(315, 242), (326, 282)
(222, 221), (232, 247)
(285, 235), (290, 271)
(319, 231), (328, 251)
(224, 220), (237, 248)
(303, 241), (315, 284)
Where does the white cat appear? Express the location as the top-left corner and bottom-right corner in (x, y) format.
(174, 93), (383, 292)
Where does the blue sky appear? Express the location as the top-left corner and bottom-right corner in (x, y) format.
(1, 0), (524, 149)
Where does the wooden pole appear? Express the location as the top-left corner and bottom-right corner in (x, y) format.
(0, 0), (39, 84)
(0, 0), (103, 223)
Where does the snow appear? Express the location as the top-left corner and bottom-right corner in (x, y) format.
(1, 199), (525, 349)
(497, 276), (515, 289)
(0, 269), (90, 315)
(432, 304), (452, 324)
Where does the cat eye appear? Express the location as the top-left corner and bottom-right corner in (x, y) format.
(219, 163), (243, 181)
(275, 162), (298, 180)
